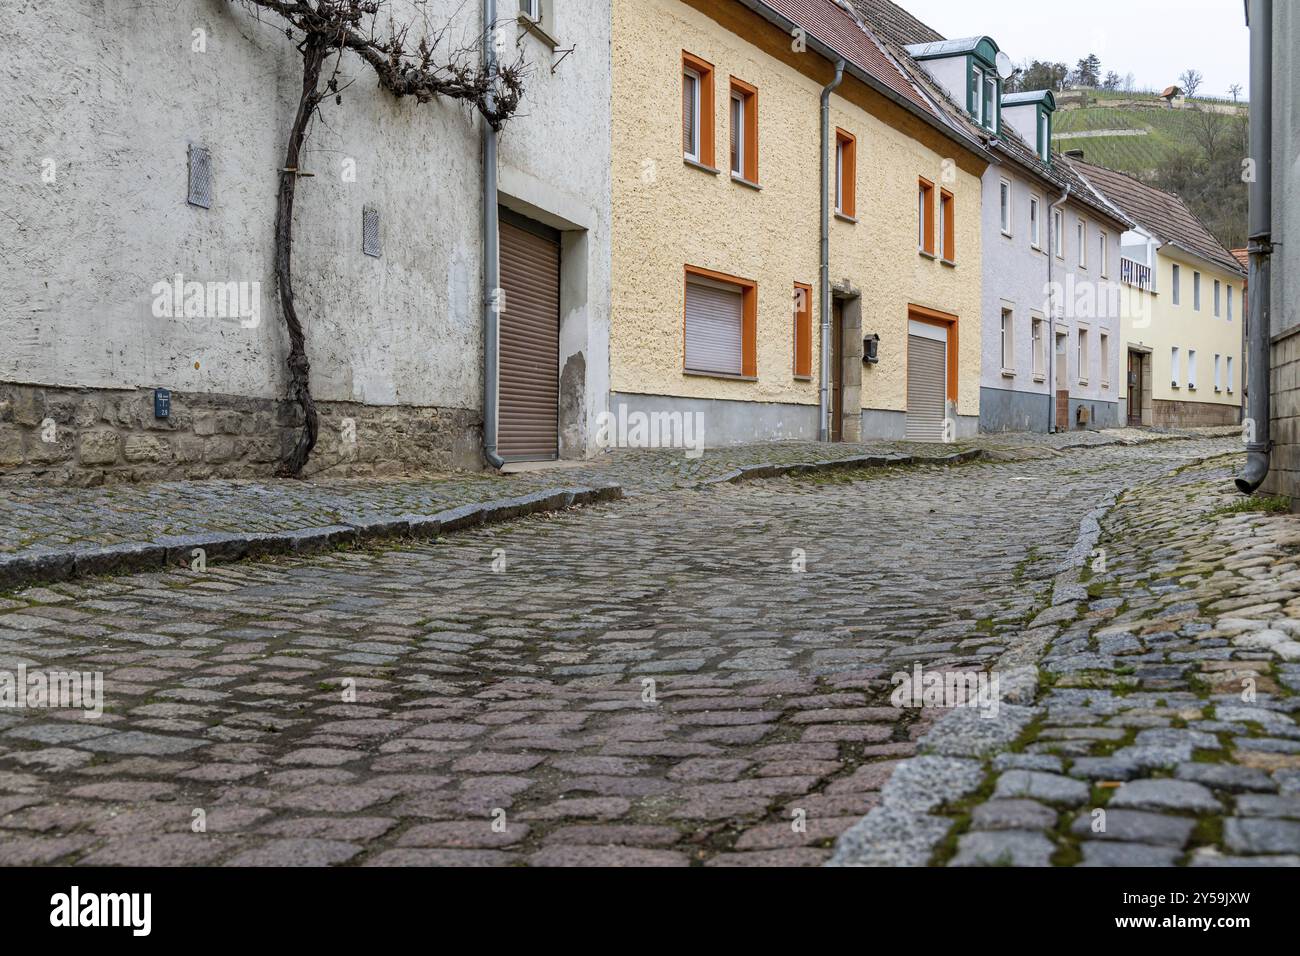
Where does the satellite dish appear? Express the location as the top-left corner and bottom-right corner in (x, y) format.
(995, 51), (1014, 80)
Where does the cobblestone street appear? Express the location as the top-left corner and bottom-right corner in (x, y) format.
(1, 434), (1281, 867)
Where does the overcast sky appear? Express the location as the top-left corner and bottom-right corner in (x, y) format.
(896, 0), (1251, 99)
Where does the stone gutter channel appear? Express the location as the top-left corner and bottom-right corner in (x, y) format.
(0, 449), (985, 593)
(826, 449), (1230, 867)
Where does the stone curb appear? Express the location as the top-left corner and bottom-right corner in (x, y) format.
(0, 483), (623, 593)
(695, 449), (984, 489)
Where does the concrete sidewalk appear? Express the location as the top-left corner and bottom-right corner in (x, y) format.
(0, 426), (1236, 592)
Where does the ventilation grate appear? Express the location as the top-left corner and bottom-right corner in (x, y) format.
(187, 144), (212, 209)
(362, 206), (381, 257)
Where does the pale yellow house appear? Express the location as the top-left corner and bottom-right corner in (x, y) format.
(1072, 160), (1246, 427)
(609, 0), (993, 444)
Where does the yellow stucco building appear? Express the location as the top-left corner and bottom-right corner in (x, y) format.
(608, 0), (991, 444)
(1073, 160), (1246, 427)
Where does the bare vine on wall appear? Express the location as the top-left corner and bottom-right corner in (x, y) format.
(231, 0), (527, 475)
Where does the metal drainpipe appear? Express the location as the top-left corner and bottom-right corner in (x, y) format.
(1047, 185), (1071, 432)
(481, 0), (505, 469)
(1237, 0), (1273, 493)
(819, 60), (845, 443)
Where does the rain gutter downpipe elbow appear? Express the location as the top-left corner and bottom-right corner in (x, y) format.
(481, 0), (505, 470)
(819, 59), (845, 443)
(1237, 0), (1273, 494)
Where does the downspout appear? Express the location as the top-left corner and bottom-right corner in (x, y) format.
(819, 59), (845, 443)
(1237, 0), (1273, 493)
(481, 0), (505, 469)
(1047, 185), (1071, 432)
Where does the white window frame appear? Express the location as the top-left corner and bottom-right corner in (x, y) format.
(1000, 179), (1012, 236)
(1193, 271), (1202, 311)
(683, 68), (702, 163)
(1053, 208), (1064, 260)
(1214, 279), (1222, 317)
(1031, 315), (1046, 379)
(1000, 306), (1015, 374)
(1228, 285), (1234, 322)
(1077, 326), (1089, 385)
(1099, 230), (1109, 278)
(1029, 195), (1041, 250)
(1038, 111), (1050, 161)
(1227, 355), (1234, 393)
(1172, 264), (1181, 305)
(1077, 219), (1087, 269)
(1188, 349), (1198, 389)
(1214, 353), (1222, 391)
(520, 0), (540, 21)
(1171, 346), (1181, 387)
(1100, 332), (1110, 387)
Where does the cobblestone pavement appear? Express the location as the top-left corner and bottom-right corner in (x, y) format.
(0, 427), (1232, 557)
(923, 453), (1300, 867)
(0, 436), (1242, 866)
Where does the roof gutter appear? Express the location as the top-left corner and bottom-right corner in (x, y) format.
(1237, 0), (1273, 494)
(736, 0), (998, 167)
(819, 59), (846, 443)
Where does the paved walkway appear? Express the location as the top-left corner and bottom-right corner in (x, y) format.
(0, 434), (1245, 865)
(0, 427), (1235, 560)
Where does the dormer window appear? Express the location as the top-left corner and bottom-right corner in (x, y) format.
(904, 37), (1004, 136)
(1038, 111), (1050, 161)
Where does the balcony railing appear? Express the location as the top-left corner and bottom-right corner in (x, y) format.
(1121, 257), (1153, 291)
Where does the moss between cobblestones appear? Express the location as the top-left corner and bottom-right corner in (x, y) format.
(1209, 495), (1290, 517)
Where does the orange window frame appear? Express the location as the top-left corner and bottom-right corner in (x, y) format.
(918, 178), (935, 255)
(793, 282), (813, 378)
(729, 77), (759, 184)
(683, 265), (757, 379)
(835, 129), (856, 218)
(909, 304), (959, 402)
(683, 52), (715, 168)
(940, 189), (955, 262)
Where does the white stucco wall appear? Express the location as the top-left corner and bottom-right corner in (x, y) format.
(979, 163), (1125, 419)
(0, 0), (610, 435)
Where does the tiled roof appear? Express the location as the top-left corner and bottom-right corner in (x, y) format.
(846, 0), (1130, 229)
(761, 0), (936, 116)
(1231, 248), (1250, 271)
(1070, 159), (1245, 275)
(849, 0), (942, 45)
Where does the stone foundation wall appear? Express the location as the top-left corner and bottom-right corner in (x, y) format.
(1264, 330), (1300, 501)
(0, 384), (483, 486)
(1152, 398), (1241, 428)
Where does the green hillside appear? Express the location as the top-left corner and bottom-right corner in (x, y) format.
(1050, 93), (1249, 249)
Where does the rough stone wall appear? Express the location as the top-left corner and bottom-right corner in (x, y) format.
(1151, 397), (1241, 428)
(0, 384), (479, 486)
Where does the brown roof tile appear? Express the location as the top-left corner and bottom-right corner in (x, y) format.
(1069, 159), (1245, 275)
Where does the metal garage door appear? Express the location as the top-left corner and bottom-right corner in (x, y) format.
(906, 321), (947, 441)
(499, 216), (560, 461)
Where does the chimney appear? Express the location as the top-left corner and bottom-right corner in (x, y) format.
(1064, 148), (1084, 160)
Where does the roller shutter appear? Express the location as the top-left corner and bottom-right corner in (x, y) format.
(498, 218), (560, 461)
(684, 278), (743, 376)
(906, 327), (947, 441)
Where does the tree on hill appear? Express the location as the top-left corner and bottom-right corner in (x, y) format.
(1179, 68), (1204, 98)
(1073, 53), (1102, 88)
(1010, 59), (1070, 93)
(1228, 83), (1243, 103)
(1102, 71), (1121, 91)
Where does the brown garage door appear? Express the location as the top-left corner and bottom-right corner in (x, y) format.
(499, 216), (560, 461)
